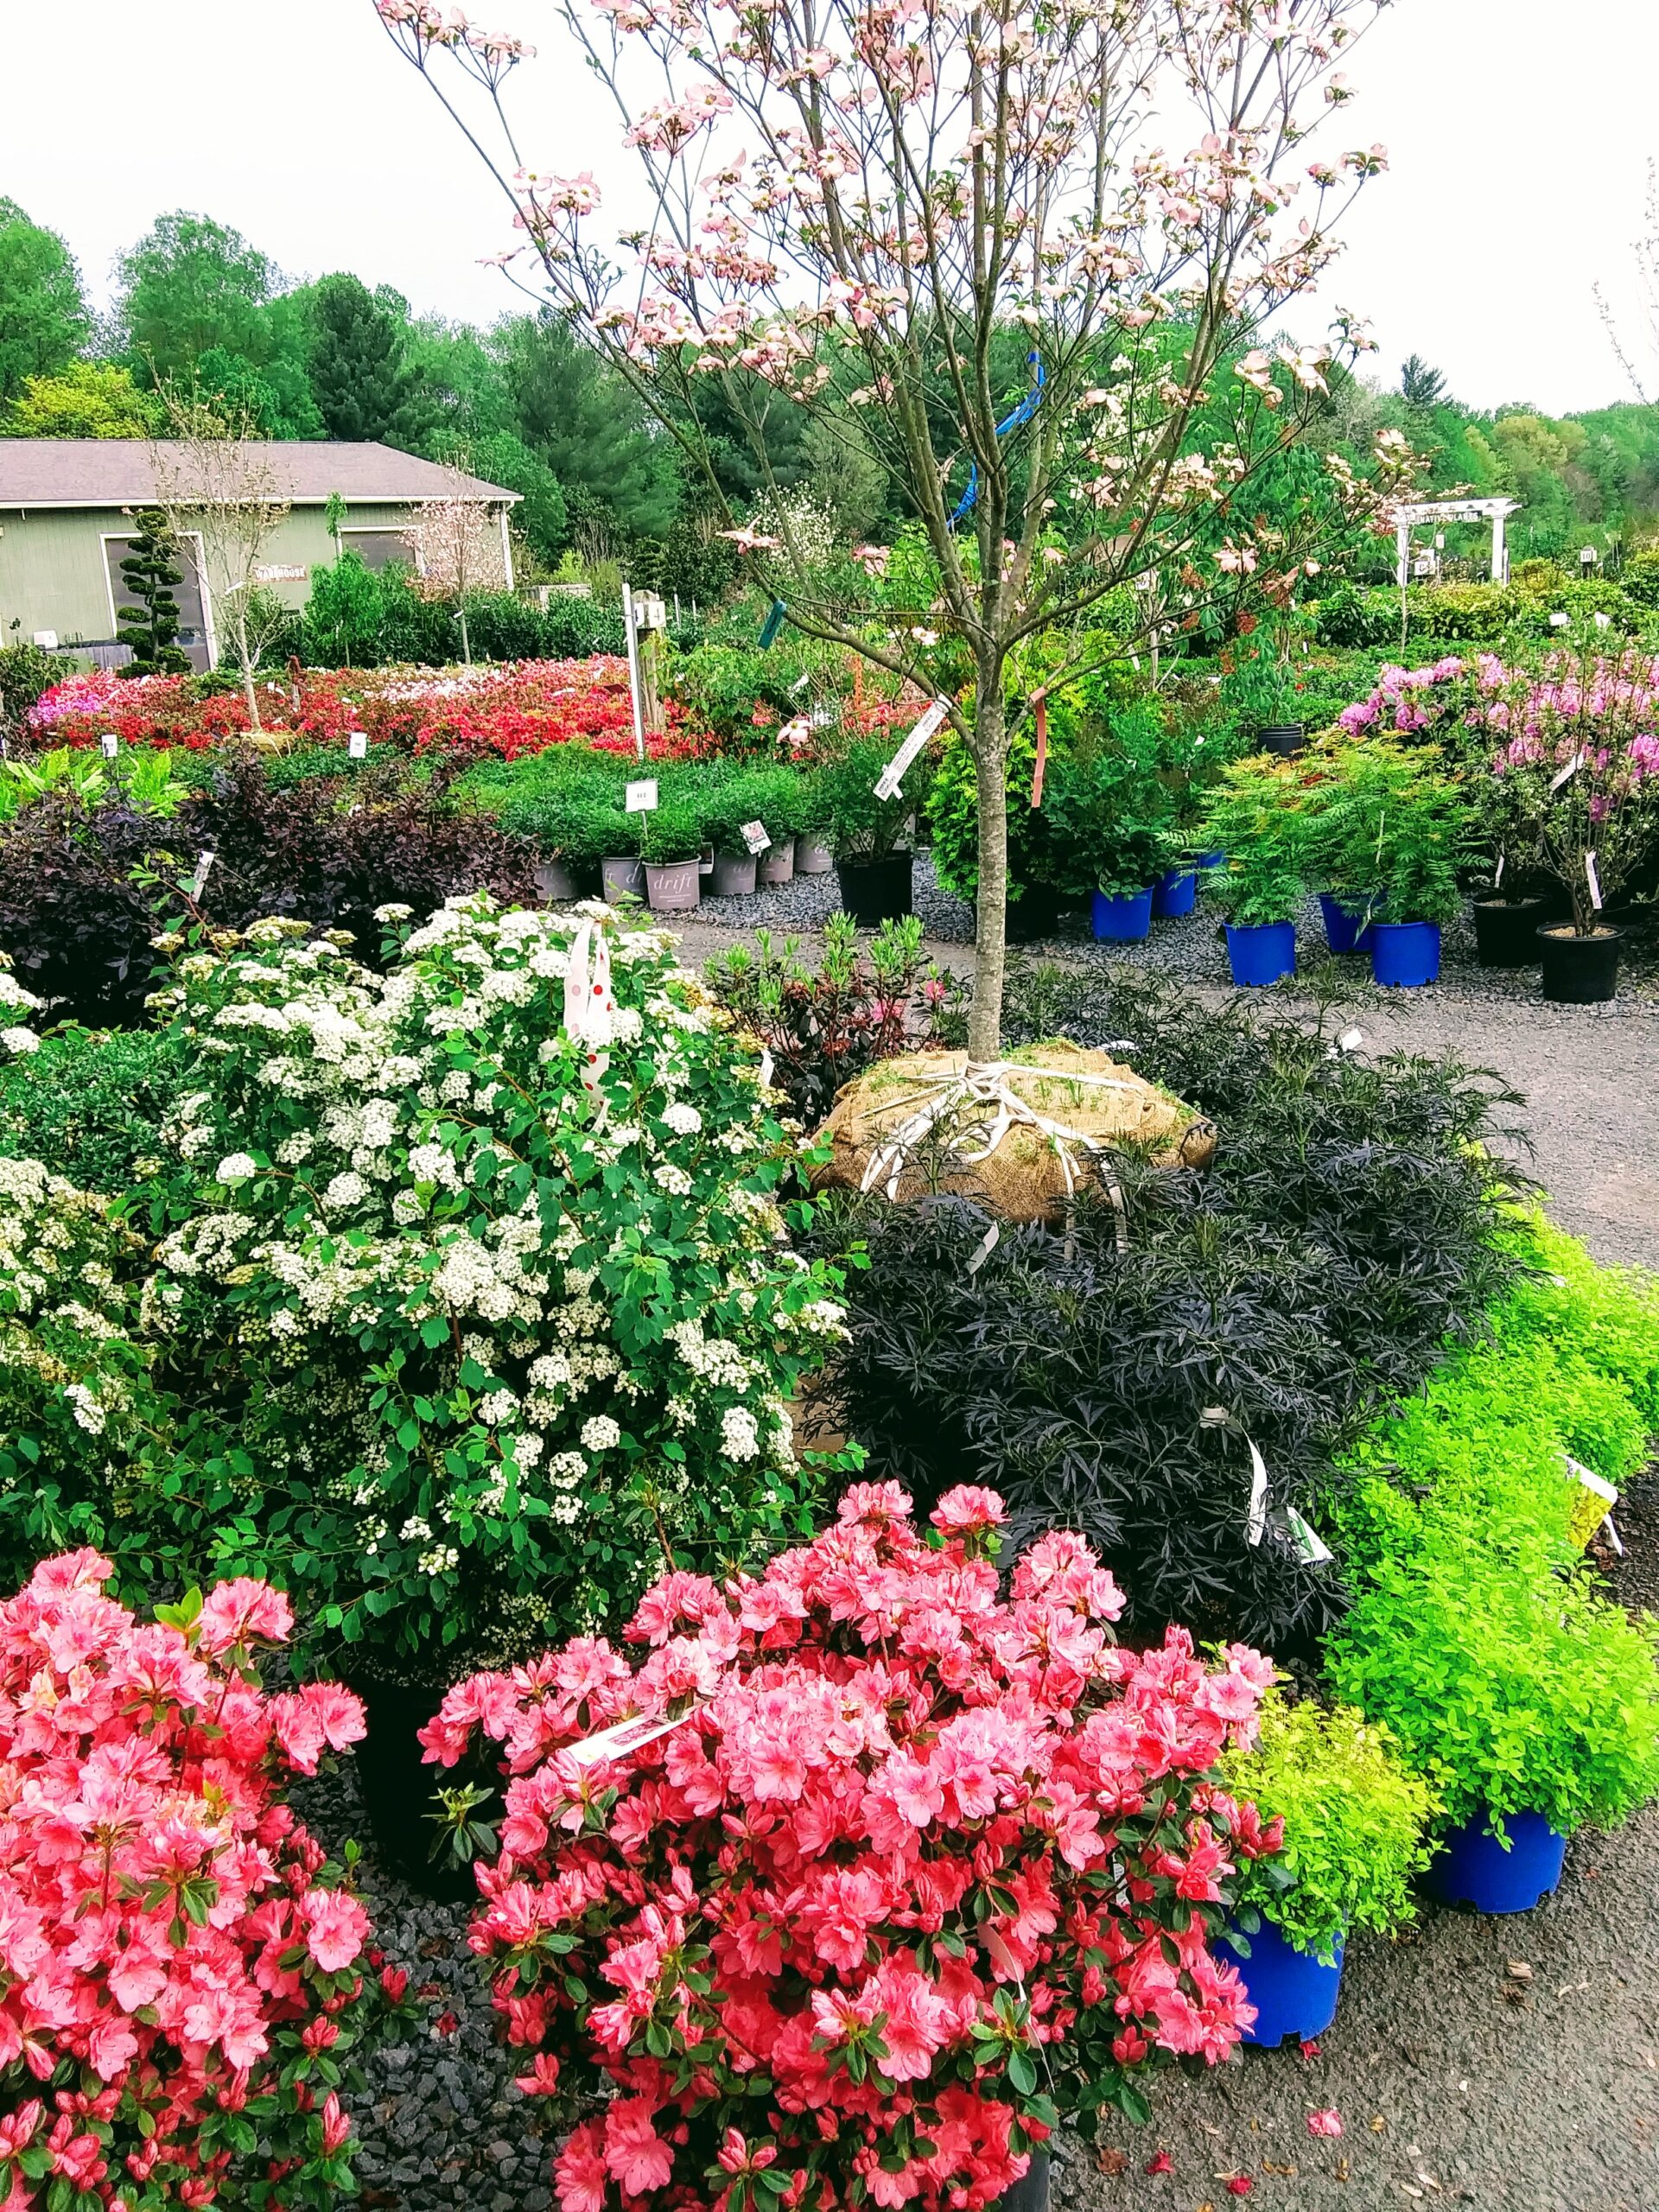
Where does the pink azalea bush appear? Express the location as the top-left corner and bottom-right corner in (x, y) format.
(1336, 653), (1507, 742)
(422, 1484), (1282, 2212)
(0, 1553), (409, 2211)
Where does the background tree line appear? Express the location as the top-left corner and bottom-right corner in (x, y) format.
(3, 195), (1659, 599)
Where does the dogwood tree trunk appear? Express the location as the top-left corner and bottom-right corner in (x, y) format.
(969, 680), (1010, 1065)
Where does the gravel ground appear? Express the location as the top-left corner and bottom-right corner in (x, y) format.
(297, 870), (1659, 2210)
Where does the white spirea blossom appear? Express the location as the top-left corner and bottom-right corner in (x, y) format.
(216, 1153), (257, 1184)
(662, 1102), (702, 1136)
(581, 1414), (621, 1452)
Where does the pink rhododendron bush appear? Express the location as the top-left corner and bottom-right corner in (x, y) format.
(0, 1553), (409, 2212)
(422, 1484), (1282, 2212)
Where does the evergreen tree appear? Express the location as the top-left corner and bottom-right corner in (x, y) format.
(498, 314), (680, 538)
(114, 509), (192, 677)
(305, 274), (433, 448)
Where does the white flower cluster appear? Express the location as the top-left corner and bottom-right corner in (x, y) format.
(136, 893), (849, 1655)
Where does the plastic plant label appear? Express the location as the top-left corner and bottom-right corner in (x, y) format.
(964, 1221), (1001, 1276)
(626, 779), (658, 813)
(740, 818), (772, 854)
(1549, 610), (1570, 628)
(189, 850), (216, 900)
(874, 698), (950, 800)
(1561, 1451), (1618, 1550)
(1549, 750), (1586, 792)
(100, 733), (118, 760)
(1279, 1506), (1334, 1566)
(347, 732), (368, 760)
(1494, 851), (1505, 888)
(1245, 1440), (1269, 1547)
(1586, 850), (1603, 910)
(562, 1706), (702, 1770)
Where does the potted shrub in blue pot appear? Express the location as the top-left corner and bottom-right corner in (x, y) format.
(1089, 822), (1169, 942)
(1218, 1692), (1437, 2046)
(1361, 748), (1469, 988)
(1328, 1537), (1659, 1916)
(1197, 754), (1310, 986)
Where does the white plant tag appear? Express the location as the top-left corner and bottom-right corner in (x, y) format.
(1494, 851), (1505, 888)
(1245, 1440), (1269, 1548)
(347, 732), (368, 760)
(1548, 751), (1585, 792)
(1586, 850), (1603, 910)
(1594, 610), (1612, 630)
(964, 1221), (1001, 1276)
(1549, 611), (1570, 628)
(874, 698), (950, 800)
(1561, 1452), (1618, 1505)
(1280, 1506), (1334, 1566)
(562, 1706), (702, 1770)
(100, 733), (118, 760)
(740, 818), (771, 854)
(189, 849), (216, 899)
(626, 779), (658, 813)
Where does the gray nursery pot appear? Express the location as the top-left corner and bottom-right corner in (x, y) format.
(645, 858), (702, 912)
(534, 856), (581, 902)
(760, 842), (796, 887)
(711, 850), (759, 896)
(601, 853), (645, 903)
(794, 835), (834, 875)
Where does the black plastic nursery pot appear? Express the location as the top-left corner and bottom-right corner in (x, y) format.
(1006, 887), (1067, 944)
(992, 2148), (1049, 2212)
(836, 849), (913, 925)
(346, 1676), (479, 1904)
(1258, 722), (1307, 759)
(1537, 923), (1622, 1003)
(1471, 897), (1546, 969)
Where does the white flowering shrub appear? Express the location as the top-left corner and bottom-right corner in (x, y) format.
(137, 896), (847, 1671)
(0, 1157), (162, 1580)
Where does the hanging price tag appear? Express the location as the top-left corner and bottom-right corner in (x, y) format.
(626, 779), (658, 813)
(347, 732), (368, 760)
(1586, 850), (1603, 911)
(874, 698), (950, 800)
(189, 850), (216, 900)
(740, 818), (772, 855)
(1030, 695), (1049, 810)
(100, 733), (118, 760)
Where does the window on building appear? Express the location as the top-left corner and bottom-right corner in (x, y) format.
(339, 528), (420, 573)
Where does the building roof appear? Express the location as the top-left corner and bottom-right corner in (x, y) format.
(0, 440), (519, 510)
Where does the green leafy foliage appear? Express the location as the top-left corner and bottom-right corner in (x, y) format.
(1196, 754), (1310, 924)
(114, 507), (194, 677)
(1221, 1691), (1439, 1963)
(0, 1020), (187, 1195)
(0, 195), (90, 406)
(1303, 740), (1472, 924)
(638, 794), (702, 861)
(817, 734), (926, 859)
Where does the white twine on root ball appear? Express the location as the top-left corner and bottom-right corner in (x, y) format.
(855, 1059), (1157, 1252)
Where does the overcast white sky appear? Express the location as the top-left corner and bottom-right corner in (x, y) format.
(5, 0), (1656, 416)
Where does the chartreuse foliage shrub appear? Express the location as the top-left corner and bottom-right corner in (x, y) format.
(1220, 1690), (1438, 1965)
(820, 967), (1520, 1652)
(0, 899), (849, 1675)
(1327, 1208), (1659, 1837)
(423, 1484), (1286, 2198)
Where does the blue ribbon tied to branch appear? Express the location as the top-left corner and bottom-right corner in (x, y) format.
(948, 353), (1047, 529)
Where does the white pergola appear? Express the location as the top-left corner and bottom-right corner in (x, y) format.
(1392, 498), (1519, 587)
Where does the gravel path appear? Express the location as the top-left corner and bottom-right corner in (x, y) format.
(300, 868), (1659, 2210)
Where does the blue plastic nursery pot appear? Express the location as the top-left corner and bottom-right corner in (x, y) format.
(1090, 886), (1154, 942)
(1222, 1919), (1344, 2047)
(1426, 1809), (1567, 1914)
(1154, 868), (1198, 918)
(1319, 893), (1376, 957)
(1225, 920), (1296, 987)
(1370, 919), (1442, 988)
(1196, 851), (1226, 870)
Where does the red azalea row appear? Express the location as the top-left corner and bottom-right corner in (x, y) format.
(27, 661), (692, 761)
(421, 1484), (1283, 2212)
(0, 1554), (407, 2212)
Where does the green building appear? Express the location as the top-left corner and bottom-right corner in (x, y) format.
(0, 440), (518, 670)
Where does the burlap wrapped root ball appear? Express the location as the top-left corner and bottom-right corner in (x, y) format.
(810, 1041), (1217, 1222)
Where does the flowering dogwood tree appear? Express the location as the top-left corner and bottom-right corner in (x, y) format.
(376, 0), (1410, 1053)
